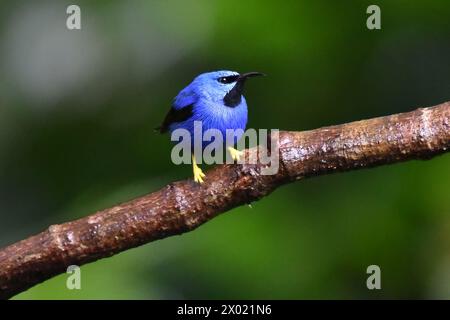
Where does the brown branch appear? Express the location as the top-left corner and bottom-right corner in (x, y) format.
(1, 101), (450, 299)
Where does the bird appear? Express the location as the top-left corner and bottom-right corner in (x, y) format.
(157, 70), (264, 183)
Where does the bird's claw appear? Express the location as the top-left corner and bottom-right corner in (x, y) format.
(193, 165), (206, 184)
(228, 147), (244, 162)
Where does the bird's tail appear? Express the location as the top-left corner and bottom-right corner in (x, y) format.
(154, 125), (166, 134)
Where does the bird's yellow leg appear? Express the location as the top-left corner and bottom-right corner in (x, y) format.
(228, 146), (244, 162)
(192, 154), (205, 183)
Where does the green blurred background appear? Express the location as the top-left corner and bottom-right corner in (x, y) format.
(1, 0), (449, 299)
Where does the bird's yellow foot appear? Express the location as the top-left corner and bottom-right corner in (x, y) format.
(193, 165), (205, 183)
(192, 154), (205, 183)
(228, 146), (244, 162)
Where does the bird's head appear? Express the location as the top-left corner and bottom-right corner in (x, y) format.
(193, 70), (265, 107)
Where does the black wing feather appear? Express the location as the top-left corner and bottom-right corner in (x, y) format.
(156, 104), (194, 134)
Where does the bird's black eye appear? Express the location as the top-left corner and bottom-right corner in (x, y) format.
(217, 75), (239, 84)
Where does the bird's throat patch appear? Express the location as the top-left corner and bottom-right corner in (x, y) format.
(223, 82), (244, 107)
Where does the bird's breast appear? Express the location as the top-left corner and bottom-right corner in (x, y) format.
(195, 98), (248, 133)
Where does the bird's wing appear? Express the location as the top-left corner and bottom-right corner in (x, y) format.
(157, 104), (194, 133)
(156, 87), (197, 134)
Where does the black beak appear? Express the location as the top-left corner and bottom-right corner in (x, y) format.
(238, 71), (266, 81)
(223, 71), (265, 107)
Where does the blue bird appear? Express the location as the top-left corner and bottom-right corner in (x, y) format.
(158, 70), (264, 183)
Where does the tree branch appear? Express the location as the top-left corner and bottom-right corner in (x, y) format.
(1, 101), (450, 299)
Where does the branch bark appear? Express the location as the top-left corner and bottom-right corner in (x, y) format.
(1, 101), (450, 299)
